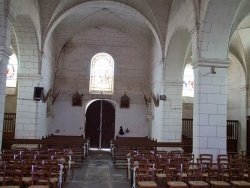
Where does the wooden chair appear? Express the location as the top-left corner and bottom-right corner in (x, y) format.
(50, 164), (60, 188)
(230, 162), (244, 180)
(228, 162), (250, 187)
(196, 157), (212, 182)
(19, 159), (35, 187)
(209, 181), (231, 188)
(0, 163), (5, 186)
(51, 154), (70, 181)
(185, 162), (209, 188)
(204, 163), (220, 182)
(199, 154), (213, 160)
(209, 160), (231, 188)
(242, 158), (250, 182)
(230, 181), (250, 187)
(2, 164), (23, 187)
(217, 157), (230, 181)
(34, 154), (51, 161)
(180, 153), (194, 163)
(165, 162), (188, 188)
(217, 154), (230, 160)
(30, 165), (51, 187)
(155, 158), (168, 185)
(1, 154), (14, 164)
(136, 167), (157, 188)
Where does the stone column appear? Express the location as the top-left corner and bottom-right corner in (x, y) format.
(0, 47), (12, 148)
(15, 74), (43, 139)
(192, 59), (230, 159)
(239, 86), (248, 152)
(0, 0), (15, 150)
(161, 80), (183, 143)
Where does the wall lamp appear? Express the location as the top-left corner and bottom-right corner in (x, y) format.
(159, 95), (181, 110)
(160, 95), (167, 101)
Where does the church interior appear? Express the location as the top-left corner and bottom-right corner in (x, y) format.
(1, 0), (250, 187)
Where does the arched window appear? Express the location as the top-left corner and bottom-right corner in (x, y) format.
(89, 53), (114, 94)
(182, 64), (194, 97)
(6, 50), (18, 88)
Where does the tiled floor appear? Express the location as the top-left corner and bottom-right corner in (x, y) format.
(62, 149), (131, 188)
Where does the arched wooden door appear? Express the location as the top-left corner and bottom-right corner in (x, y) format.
(85, 100), (115, 148)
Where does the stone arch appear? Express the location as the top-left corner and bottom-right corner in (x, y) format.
(228, 52), (247, 94)
(10, 0), (41, 49)
(11, 27), (20, 67)
(165, 0), (197, 60)
(230, 0), (250, 38)
(198, 0), (242, 59)
(43, 1), (162, 58)
(13, 15), (40, 74)
(229, 32), (247, 77)
(158, 28), (191, 143)
(165, 28), (191, 82)
(228, 52), (247, 152)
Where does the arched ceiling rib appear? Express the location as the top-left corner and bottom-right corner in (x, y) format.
(53, 7), (152, 50)
(231, 0), (250, 37)
(11, 0), (41, 49)
(42, 0), (172, 55)
(229, 31), (247, 71)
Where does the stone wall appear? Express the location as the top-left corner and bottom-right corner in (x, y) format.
(52, 27), (150, 137)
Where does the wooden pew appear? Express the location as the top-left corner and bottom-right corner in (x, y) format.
(42, 135), (88, 165)
(111, 137), (193, 169)
(111, 137), (157, 167)
(2, 135), (89, 164)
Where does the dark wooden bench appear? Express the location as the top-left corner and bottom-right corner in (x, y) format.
(2, 135), (89, 164)
(111, 137), (157, 167)
(111, 137), (193, 169)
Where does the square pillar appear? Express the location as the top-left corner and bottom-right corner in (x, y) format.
(161, 81), (183, 142)
(192, 59), (230, 159)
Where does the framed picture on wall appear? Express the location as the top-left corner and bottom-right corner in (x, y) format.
(72, 90), (82, 106)
(120, 92), (129, 108)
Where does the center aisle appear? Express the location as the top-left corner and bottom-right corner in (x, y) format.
(63, 149), (130, 188)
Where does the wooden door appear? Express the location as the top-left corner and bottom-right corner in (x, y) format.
(85, 100), (115, 148)
(247, 116), (250, 156)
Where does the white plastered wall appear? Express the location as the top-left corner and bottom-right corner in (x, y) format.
(52, 27), (149, 137)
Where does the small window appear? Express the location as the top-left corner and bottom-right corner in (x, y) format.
(89, 53), (114, 94)
(182, 64), (194, 97)
(6, 52), (18, 88)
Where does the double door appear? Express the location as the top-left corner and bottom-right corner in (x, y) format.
(85, 100), (115, 148)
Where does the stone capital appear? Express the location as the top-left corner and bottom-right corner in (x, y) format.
(18, 74), (43, 81)
(162, 80), (183, 87)
(240, 84), (250, 92)
(192, 58), (230, 69)
(0, 45), (12, 58)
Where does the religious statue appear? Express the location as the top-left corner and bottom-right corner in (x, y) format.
(143, 92), (154, 120)
(119, 126), (124, 135)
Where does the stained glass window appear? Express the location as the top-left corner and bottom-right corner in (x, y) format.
(6, 52), (18, 88)
(182, 64), (194, 97)
(89, 53), (114, 94)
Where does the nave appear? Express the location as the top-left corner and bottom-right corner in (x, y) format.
(63, 149), (131, 188)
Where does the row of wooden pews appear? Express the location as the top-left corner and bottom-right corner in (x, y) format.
(110, 136), (192, 169)
(2, 134), (90, 166)
(0, 147), (77, 187)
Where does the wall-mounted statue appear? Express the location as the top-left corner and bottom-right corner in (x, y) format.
(143, 92), (153, 120)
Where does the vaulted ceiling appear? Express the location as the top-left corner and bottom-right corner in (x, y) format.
(40, 0), (172, 53)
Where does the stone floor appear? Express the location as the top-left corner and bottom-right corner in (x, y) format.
(62, 149), (131, 188)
